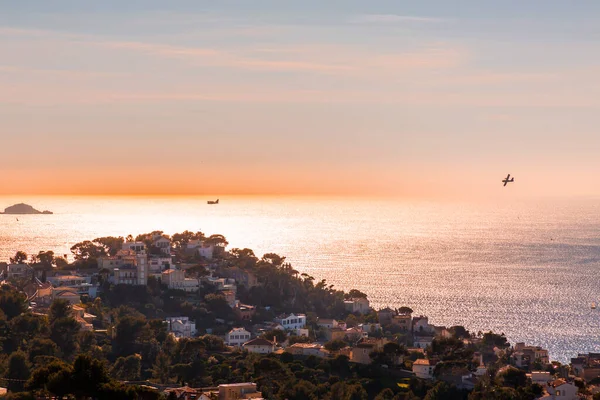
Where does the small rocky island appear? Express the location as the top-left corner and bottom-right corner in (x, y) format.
(0, 203), (53, 215)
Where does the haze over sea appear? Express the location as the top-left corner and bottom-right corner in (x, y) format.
(1, 195), (599, 362)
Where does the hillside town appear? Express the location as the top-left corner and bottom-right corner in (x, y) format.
(0, 231), (599, 399)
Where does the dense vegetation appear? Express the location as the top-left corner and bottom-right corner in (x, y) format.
(0, 230), (569, 399)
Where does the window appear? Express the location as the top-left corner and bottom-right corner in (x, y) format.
(555, 390), (561, 396)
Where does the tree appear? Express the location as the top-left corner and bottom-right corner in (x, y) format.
(54, 257), (69, 270)
(0, 286), (27, 320)
(6, 351), (30, 392)
(27, 338), (58, 362)
(49, 300), (80, 359)
(374, 388), (395, 400)
(70, 354), (111, 399)
(496, 366), (527, 389)
(70, 240), (107, 262)
(151, 352), (171, 384)
(93, 236), (125, 256)
(424, 382), (463, 400)
(32, 251), (54, 270)
(111, 355), (142, 381)
(260, 329), (287, 344)
(398, 307), (414, 315)
(324, 339), (348, 352)
(188, 264), (209, 290)
(345, 289), (368, 299)
(10, 251), (28, 265)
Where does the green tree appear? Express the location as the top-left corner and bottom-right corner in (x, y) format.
(48, 300), (80, 358)
(27, 338), (58, 362)
(324, 339), (348, 352)
(10, 251), (28, 265)
(424, 382), (463, 400)
(93, 236), (125, 256)
(70, 240), (107, 262)
(6, 351), (30, 392)
(398, 307), (414, 315)
(151, 352), (171, 384)
(70, 354), (111, 399)
(0, 286), (27, 320)
(111, 354), (142, 381)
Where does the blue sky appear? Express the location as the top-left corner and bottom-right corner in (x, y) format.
(1, 1), (600, 197)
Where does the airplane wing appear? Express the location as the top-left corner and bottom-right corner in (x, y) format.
(503, 181), (508, 187)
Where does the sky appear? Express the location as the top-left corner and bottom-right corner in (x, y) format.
(1, 1), (600, 198)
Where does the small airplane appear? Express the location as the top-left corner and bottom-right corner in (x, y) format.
(502, 174), (515, 187)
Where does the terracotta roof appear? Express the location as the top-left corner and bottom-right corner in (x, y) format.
(549, 379), (568, 388)
(244, 338), (274, 347)
(414, 359), (437, 366)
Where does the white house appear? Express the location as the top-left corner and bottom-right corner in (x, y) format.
(243, 338), (275, 354)
(226, 328), (252, 347)
(414, 335), (435, 349)
(166, 317), (197, 338)
(545, 379), (578, 400)
(344, 297), (370, 314)
(6, 264), (32, 280)
(317, 318), (339, 329)
(529, 371), (551, 385)
(161, 269), (200, 292)
(413, 359), (438, 379)
(152, 237), (171, 255)
(113, 254), (148, 286)
(148, 256), (172, 274)
(275, 313), (306, 331)
(122, 241), (146, 254)
(413, 316), (434, 334)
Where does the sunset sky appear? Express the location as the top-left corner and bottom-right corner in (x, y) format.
(2, 1), (600, 198)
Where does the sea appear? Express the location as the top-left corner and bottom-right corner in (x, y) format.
(1, 195), (600, 363)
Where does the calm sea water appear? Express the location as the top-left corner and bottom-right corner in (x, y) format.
(1, 195), (600, 362)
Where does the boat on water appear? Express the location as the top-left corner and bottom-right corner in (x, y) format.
(592, 302), (596, 309)
(207, 199), (219, 205)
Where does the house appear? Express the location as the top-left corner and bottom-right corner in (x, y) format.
(221, 290), (236, 308)
(391, 314), (412, 332)
(52, 288), (81, 305)
(46, 274), (98, 298)
(286, 343), (327, 358)
(243, 338), (275, 354)
(513, 343), (549, 369)
(324, 327), (346, 342)
(413, 359), (438, 379)
(6, 264), (32, 280)
(274, 313), (306, 331)
(111, 253), (148, 286)
(570, 353), (600, 381)
(187, 240), (215, 260)
(350, 338), (389, 365)
(346, 327), (368, 342)
(164, 386), (203, 400)
(122, 241), (146, 254)
(358, 323), (382, 334)
(377, 307), (396, 325)
(222, 267), (259, 289)
(234, 303), (256, 321)
(152, 237), (171, 255)
(148, 256), (172, 275)
(529, 371), (552, 385)
(414, 334), (434, 349)
(544, 379), (578, 400)
(218, 383), (263, 400)
(412, 316), (434, 334)
(166, 317), (196, 338)
(226, 328), (251, 347)
(161, 269), (200, 292)
(22, 279), (53, 301)
(72, 305), (96, 331)
(344, 297), (370, 314)
(317, 318), (338, 329)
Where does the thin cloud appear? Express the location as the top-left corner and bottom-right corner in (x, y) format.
(350, 14), (447, 24)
